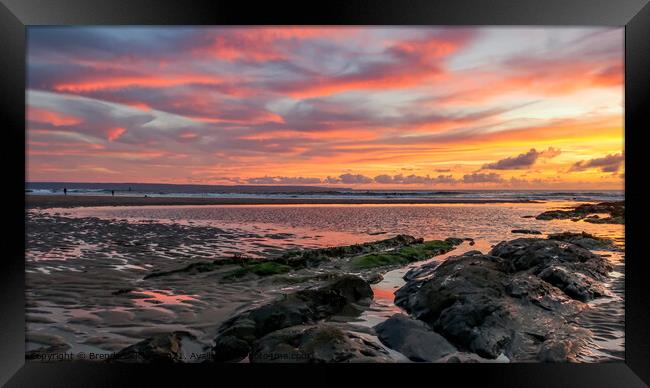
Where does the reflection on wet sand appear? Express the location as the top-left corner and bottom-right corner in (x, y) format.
(26, 202), (624, 362)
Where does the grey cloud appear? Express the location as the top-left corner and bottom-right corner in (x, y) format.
(338, 173), (373, 184)
(482, 147), (561, 170)
(569, 153), (623, 173)
(462, 172), (503, 183)
(323, 176), (341, 184)
(245, 176), (322, 184)
(373, 174), (457, 184)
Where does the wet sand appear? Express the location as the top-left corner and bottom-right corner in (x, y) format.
(26, 194), (539, 209)
(25, 202), (624, 362)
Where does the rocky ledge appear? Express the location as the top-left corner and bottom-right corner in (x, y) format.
(211, 274), (375, 362)
(143, 234), (461, 282)
(536, 201), (624, 224)
(112, 232), (617, 363)
(393, 237), (612, 361)
(547, 231), (621, 251)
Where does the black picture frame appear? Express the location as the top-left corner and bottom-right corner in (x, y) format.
(2, 0), (649, 386)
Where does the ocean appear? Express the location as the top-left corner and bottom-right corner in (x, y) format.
(25, 182), (624, 203)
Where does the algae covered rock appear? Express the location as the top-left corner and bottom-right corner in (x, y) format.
(249, 324), (392, 363)
(211, 275), (373, 362)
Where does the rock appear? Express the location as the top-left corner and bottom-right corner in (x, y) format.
(26, 343), (71, 361)
(547, 232), (620, 251)
(511, 229), (542, 235)
(395, 252), (513, 358)
(394, 237), (605, 361)
(504, 273), (584, 316)
(111, 288), (134, 296)
(364, 272), (384, 284)
(212, 334), (252, 362)
(535, 210), (574, 220)
(445, 237), (465, 245)
(249, 324), (392, 363)
(276, 234), (423, 268)
(374, 314), (456, 361)
(536, 201), (624, 224)
(584, 216), (624, 224)
(112, 331), (194, 363)
(536, 327), (589, 362)
(489, 238), (606, 274)
(145, 234), (422, 279)
(223, 261), (292, 280)
(437, 352), (485, 363)
(574, 201), (624, 218)
(212, 275), (373, 362)
(403, 260), (442, 282)
(538, 265), (608, 302)
(349, 239), (460, 270)
(144, 256), (257, 279)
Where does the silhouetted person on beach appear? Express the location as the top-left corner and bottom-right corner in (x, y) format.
(111, 190), (115, 196)
(63, 188), (67, 196)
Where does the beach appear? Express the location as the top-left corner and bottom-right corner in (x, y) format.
(23, 24), (626, 366)
(25, 196), (625, 363)
(26, 194), (545, 209)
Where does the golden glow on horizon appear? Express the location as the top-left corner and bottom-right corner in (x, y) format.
(26, 27), (624, 189)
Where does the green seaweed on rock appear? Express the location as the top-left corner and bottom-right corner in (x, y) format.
(350, 238), (460, 270)
(223, 262), (293, 279)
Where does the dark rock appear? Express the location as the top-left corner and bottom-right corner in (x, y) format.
(249, 324), (392, 363)
(536, 201), (624, 224)
(349, 239), (460, 270)
(535, 210), (574, 220)
(489, 238), (606, 274)
(25, 343), (71, 361)
(212, 335), (251, 362)
(276, 234), (423, 268)
(145, 234), (422, 279)
(394, 237), (604, 361)
(144, 256), (256, 279)
(112, 331), (194, 363)
(538, 265), (608, 302)
(536, 327), (589, 362)
(584, 216), (624, 224)
(403, 260), (441, 282)
(547, 232), (620, 251)
(445, 237), (465, 246)
(212, 275), (373, 362)
(111, 288), (134, 296)
(504, 273), (584, 316)
(437, 352), (485, 363)
(511, 229), (542, 235)
(374, 314), (456, 361)
(365, 272), (384, 284)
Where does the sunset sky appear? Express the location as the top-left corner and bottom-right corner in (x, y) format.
(26, 27), (624, 189)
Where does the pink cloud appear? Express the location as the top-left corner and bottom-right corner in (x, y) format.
(27, 107), (82, 126)
(107, 127), (126, 142)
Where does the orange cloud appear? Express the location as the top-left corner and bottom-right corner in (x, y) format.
(198, 27), (356, 62)
(125, 102), (152, 111)
(54, 74), (224, 93)
(107, 127), (126, 142)
(277, 31), (475, 98)
(439, 60), (622, 106)
(27, 107), (82, 126)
